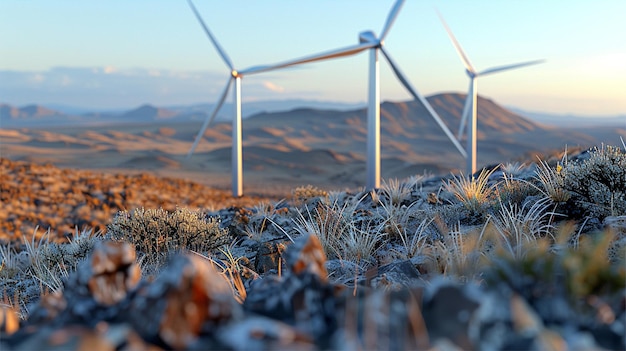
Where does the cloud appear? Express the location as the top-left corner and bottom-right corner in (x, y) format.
(262, 81), (285, 93)
(0, 66), (227, 108)
(0, 66), (338, 109)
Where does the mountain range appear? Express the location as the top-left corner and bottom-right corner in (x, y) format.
(2, 94), (623, 129)
(1, 93), (624, 192)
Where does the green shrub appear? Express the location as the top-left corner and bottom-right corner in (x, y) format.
(291, 185), (328, 205)
(106, 207), (228, 259)
(563, 145), (626, 219)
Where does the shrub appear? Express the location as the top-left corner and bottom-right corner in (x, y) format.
(291, 185), (328, 205)
(493, 174), (539, 209)
(292, 197), (385, 266)
(563, 145), (626, 219)
(429, 224), (488, 279)
(106, 207), (228, 261)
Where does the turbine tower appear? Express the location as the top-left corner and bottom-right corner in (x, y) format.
(437, 11), (544, 176)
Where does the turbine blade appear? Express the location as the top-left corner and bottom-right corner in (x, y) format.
(187, 78), (233, 157)
(478, 59), (545, 76)
(379, 0), (406, 41)
(436, 9), (476, 74)
(381, 48), (467, 158)
(457, 80), (474, 139)
(187, 0), (234, 70)
(239, 42), (375, 75)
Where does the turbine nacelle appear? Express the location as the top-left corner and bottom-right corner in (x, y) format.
(359, 30), (379, 45)
(466, 68), (476, 78)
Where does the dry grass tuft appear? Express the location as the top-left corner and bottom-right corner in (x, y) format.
(489, 197), (561, 259)
(534, 157), (571, 203)
(444, 167), (497, 213)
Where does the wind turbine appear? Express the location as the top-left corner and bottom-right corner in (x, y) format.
(351, 0), (467, 190)
(293, 0), (468, 189)
(187, 0), (466, 196)
(185, 0), (376, 197)
(437, 11), (544, 176)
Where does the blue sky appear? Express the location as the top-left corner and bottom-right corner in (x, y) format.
(1, 0), (625, 116)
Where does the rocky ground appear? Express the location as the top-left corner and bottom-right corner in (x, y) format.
(0, 147), (625, 350)
(0, 158), (275, 244)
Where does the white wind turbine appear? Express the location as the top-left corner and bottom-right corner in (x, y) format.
(437, 11), (544, 176)
(187, 0), (466, 196)
(350, 0), (467, 190)
(185, 0), (377, 197)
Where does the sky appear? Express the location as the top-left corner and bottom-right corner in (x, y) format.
(1, 0), (625, 116)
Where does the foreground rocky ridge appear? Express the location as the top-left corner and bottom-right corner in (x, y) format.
(1, 147), (625, 350)
(1, 234), (624, 350)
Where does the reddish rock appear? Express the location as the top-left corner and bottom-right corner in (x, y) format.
(88, 241), (141, 306)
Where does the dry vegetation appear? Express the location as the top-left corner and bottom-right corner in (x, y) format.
(1, 144), (625, 349)
(0, 158), (273, 243)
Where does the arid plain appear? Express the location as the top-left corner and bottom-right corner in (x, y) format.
(3, 93), (624, 196)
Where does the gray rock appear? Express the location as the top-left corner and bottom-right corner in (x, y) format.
(422, 279), (481, 349)
(367, 259), (423, 290)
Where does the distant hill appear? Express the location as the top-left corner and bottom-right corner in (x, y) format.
(0, 103), (64, 120)
(235, 93), (608, 171)
(1, 94), (622, 161)
(428, 93), (539, 134)
(120, 104), (178, 121)
(508, 106), (625, 127)
(2, 93), (623, 189)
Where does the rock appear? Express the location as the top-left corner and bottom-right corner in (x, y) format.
(244, 234), (338, 347)
(88, 241), (141, 306)
(254, 241), (287, 274)
(325, 259), (362, 285)
(218, 316), (314, 351)
(23, 241), (140, 329)
(130, 253), (242, 350)
(366, 259), (422, 291)
(283, 234), (328, 282)
(335, 287), (430, 350)
(6, 323), (154, 351)
(27, 291), (67, 324)
(422, 279), (481, 349)
(0, 305), (20, 336)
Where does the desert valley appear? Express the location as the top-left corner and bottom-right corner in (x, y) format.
(2, 93), (624, 195)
